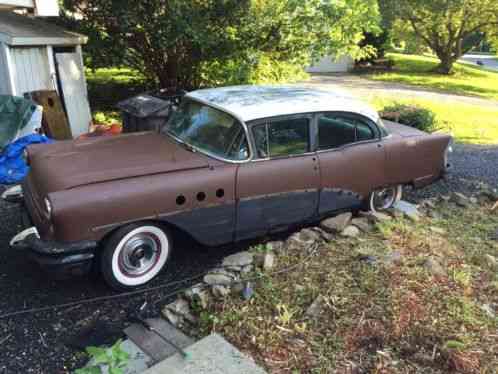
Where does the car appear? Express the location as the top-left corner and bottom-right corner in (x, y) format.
(7, 85), (452, 290)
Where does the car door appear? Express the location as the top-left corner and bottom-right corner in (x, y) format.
(316, 112), (387, 215)
(236, 115), (320, 240)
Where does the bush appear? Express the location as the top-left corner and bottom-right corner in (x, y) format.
(380, 103), (437, 132)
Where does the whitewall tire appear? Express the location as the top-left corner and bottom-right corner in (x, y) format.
(101, 223), (171, 290)
(369, 185), (402, 213)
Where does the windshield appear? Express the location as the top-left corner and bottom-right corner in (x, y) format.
(163, 99), (249, 161)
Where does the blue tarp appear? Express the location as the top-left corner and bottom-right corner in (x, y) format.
(0, 134), (53, 184)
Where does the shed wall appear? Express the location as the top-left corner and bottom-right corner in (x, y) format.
(0, 43), (12, 95)
(10, 46), (52, 95)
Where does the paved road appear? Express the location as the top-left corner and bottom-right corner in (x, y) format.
(302, 73), (498, 108)
(460, 54), (498, 72)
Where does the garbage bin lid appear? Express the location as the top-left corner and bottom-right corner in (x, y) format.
(116, 94), (172, 118)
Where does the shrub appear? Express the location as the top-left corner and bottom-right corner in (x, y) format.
(380, 103), (437, 132)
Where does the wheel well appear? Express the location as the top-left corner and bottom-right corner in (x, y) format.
(96, 219), (191, 251)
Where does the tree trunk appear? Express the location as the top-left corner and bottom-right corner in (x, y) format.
(434, 51), (457, 75)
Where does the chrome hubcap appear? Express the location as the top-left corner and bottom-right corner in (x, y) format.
(372, 187), (397, 210)
(119, 233), (160, 276)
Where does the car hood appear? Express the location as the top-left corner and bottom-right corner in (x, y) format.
(28, 132), (211, 194)
(383, 120), (427, 137)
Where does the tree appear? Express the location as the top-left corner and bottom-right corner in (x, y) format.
(397, 0), (498, 74)
(61, 0), (380, 89)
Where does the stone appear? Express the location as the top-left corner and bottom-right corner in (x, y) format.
(383, 251), (402, 266)
(203, 269), (236, 286)
(451, 192), (470, 208)
(351, 217), (373, 233)
(320, 212), (352, 233)
(162, 308), (182, 327)
(469, 197), (478, 205)
(184, 284), (210, 309)
(478, 188), (498, 202)
(305, 295), (326, 318)
(298, 228), (322, 243)
(222, 251), (253, 268)
(430, 226), (446, 235)
(254, 252), (275, 271)
(424, 257), (446, 277)
(241, 264), (253, 274)
(211, 285), (230, 299)
(341, 225), (361, 238)
(393, 201), (421, 222)
(440, 195), (451, 202)
(285, 231), (315, 251)
(359, 211), (392, 223)
(265, 241), (284, 252)
(484, 254), (497, 269)
(420, 198), (437, 210)
(480, 304), (496, 319)
(312, 227), (335, 242)
(164, 298), (197, 324)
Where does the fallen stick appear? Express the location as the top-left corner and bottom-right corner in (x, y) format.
(491, 201), (498, 211)
(0, 334), (11, 345)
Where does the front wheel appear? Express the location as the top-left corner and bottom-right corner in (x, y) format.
(101, 223), (172, 290)
(368, 185), (402, 213)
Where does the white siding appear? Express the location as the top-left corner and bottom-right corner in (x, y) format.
(10, 46), (52, 95)
(0, 43), (13, 95)
(307, 55), (354, 73)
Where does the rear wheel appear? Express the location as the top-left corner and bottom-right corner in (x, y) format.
(369, 185), (402, 213)
(101, 223), (171, 290)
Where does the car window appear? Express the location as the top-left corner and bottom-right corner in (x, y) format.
(253, 117), (310, 159)
(318, 114), (376, 150)
(163, 99), (249, 161)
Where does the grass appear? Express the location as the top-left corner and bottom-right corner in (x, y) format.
(195, 198), (498, 373)
(369, 96), (498, 145)
(366, 53), (498, 101)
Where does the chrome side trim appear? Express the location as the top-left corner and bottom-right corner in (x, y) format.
(2, 184), (23, 200)
(10, 226), (39, 246)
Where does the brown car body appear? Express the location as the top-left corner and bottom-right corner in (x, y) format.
(13, 86), (452, 282)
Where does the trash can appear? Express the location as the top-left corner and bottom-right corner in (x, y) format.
(117, 90), (185, 133)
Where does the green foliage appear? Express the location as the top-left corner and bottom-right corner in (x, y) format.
(396, 0), (498, 74)
(61, 0), (380, 89)
(75, 339), (130, 374)
(380, 102), (437, 132)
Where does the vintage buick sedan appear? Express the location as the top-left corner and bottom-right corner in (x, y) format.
(8, 86), (452, 289)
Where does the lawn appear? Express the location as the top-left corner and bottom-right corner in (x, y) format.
(197, 197), (498, 373)
(366, 53), (498, 101)
(369, 96), (498, 145)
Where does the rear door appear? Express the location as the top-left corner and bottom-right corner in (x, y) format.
(236, 115), (320, 240)
(316, 112), (387, 215)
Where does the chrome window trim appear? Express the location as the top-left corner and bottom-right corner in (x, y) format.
(247, 113), (314, 163)
(170, 96), (254, 164)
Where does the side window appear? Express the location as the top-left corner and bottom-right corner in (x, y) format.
(252, 117), (310, 159)
(318, 115), (355, 149)
(318, 114), (376, 150)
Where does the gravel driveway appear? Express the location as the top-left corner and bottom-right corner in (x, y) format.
(0, 198), (240, 374)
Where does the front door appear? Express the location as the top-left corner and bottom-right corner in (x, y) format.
(316, 112), (387, 215)
(236, 115), (320, 240)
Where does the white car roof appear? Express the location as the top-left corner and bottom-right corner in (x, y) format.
(186, 85), (379, 123)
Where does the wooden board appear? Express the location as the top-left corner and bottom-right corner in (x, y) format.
(124, 318), (194, 363)
(55, 52), (92, 138)
(29, 90), (72, 140)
